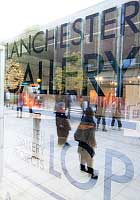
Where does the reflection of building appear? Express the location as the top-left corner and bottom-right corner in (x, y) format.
(2, 0), (140, 119)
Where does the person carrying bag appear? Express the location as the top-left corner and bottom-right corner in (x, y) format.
(74, 107), (98, 179)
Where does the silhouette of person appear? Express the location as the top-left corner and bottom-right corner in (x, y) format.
(16, 92), (24, 118)
(28, 94), (34, 116)
(81, 99), (89, 118)
(111, 97), (122, 130)
(96, 96), (107, 131)
(65, 94), (72, 119)
(74, 106), (98, 179)
(55, 102), (71, 146)
(5, 89), (11, 107)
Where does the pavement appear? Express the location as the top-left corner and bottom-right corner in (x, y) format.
(0, 108), (140, 200)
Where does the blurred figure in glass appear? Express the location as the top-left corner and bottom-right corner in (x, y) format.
(5, 89), (11, 107)
(74, 107), (98, 179)
(55, 102), (71, 146)
(95, 96), (107, 132)
(16, 91), (24, 118)
(111, 97), (122, 131)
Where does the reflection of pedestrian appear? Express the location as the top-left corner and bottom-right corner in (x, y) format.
(5, 90), (11, 107)
(35, 95), (42, 108)
(65, 94), (72, 119)
(55, 102), (71, 145)
(28, 95), (34, 115)
(81, 100), (89, 117)
(16, 92), (24, 118)
(74, 107), (98, 179)
(96, 96), (107, 132)
(111, 97), (122, 130)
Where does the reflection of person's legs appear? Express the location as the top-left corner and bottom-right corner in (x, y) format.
(67, 107), (70, 119)
(117, 118), (122, 130)
(29, 108), (33, 117)
(78, 147), (86, 172)
(80, 151), (86, 165)
(6, 100), (10, 107)
(96, 116), (101, 130)
(82, 109), (85, 118)
(111, 116), (115, 128)
(102, 117), (107, 132)
(86, 151), (98, 179)
(5, 100), (7, 107)
(86, 151), (93, 168)
(8, 100), (10, 107)
(20, 107), (22, 118)
(17, 107), (19, 118)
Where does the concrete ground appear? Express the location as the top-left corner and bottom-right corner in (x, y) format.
(0, 108), (140, 200)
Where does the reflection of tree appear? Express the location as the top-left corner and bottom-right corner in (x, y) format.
(5, 60), (24, 90)
(54, 52), (84, 94)
(55, 67), (63, 91)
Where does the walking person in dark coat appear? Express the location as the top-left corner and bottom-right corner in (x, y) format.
(74, 106), (98, 179)
(55, 102), (71, 146)
(111, 97), (122, 130)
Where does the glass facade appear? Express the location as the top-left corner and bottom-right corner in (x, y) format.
(1, 0), (140, 199)
(4, 0), (140, 121)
